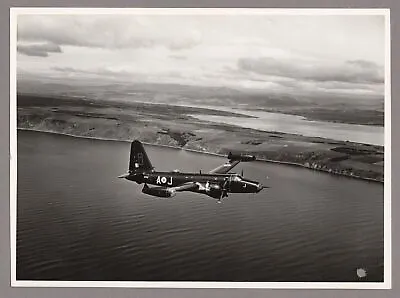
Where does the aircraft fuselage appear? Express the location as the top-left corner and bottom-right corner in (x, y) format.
(120, 139), (267, 201)
(126, 170), (262, 197)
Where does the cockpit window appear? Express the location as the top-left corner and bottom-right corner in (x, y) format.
(232, 175), (242, 182)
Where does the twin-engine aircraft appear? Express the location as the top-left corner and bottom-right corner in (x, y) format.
(118, 140), (268, 203)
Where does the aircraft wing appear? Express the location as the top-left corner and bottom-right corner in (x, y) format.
(171, 182), (199, 192)
(142, 182), (199, 198)
(208, 160), (241, 174)
(208, 152), (256, 174)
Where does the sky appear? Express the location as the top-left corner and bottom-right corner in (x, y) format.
(16, 11), (387, 99)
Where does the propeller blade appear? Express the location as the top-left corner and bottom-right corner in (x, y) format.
(118, 173), (129, 178)
(218, 179), (230, 203)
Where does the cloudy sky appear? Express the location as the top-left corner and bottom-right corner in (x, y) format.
(16, 11), (386, 98)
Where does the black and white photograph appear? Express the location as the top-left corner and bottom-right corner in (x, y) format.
(10, 8), (391, 288)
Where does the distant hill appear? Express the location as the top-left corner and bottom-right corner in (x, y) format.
(16, 74), (384, 126)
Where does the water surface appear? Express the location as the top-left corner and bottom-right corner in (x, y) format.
(16, 130), (384, 282)
(190, 110), (384, 146)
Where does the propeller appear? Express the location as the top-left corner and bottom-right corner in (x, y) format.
(218, 179), (230, 203)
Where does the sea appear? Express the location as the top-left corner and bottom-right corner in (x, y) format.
(189, 110), (384, 146)
(16, 130), (384, 282)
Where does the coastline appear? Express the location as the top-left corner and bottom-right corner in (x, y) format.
(16, 93), (384, 184)
(17, 127), (383, 183)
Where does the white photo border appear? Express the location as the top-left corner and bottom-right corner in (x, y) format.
(9, 7), (392, 289)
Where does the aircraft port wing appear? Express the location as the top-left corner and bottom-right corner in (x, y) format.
(172, 182), (199, 192)
(142, 182), (198, 198)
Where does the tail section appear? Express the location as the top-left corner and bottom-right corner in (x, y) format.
(129, 140), (154, 172)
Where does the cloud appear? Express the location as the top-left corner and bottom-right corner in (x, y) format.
(16, 14), (385, 99)
(52, 66), (132, 78)
(347, 59), (380, 69)
(169, 55), (187, 60)
(17, 15), (201, 51)
(237, 57), (384, 84)
(17, 42), (62, 57)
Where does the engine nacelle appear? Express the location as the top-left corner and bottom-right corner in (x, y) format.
(142, 184), (176, 198)
(227, 152), (256, 162)
(206, 184), (223, 199)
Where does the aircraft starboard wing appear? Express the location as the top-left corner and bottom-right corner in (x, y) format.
(208, 160), (240, 174)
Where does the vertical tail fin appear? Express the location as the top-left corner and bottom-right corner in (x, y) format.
(129, 140), (154, 172)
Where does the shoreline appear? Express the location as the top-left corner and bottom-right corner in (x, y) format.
(15, 92), (384, 184)
(17, 128), (383, 184)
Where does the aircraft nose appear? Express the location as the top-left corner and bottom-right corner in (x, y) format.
(256, 183), (269, 192)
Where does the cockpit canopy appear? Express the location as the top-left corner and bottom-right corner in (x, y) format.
(231, 174), (242, 182)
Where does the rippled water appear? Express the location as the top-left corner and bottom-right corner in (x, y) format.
(16, 130), (384, 282)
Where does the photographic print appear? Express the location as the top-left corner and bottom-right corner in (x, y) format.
(10, 8), (391, 288)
